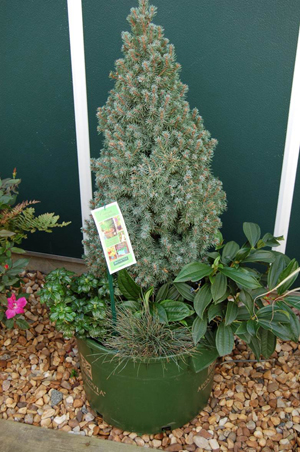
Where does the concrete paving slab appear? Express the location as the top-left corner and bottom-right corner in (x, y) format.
(0, 419), (138, 452)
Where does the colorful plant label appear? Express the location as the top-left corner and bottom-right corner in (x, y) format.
(91, 202), (136, 274)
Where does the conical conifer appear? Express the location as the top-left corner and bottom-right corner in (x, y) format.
(84, 0), (226, 288)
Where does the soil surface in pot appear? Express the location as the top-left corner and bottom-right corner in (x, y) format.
(0, 270), (299, 451)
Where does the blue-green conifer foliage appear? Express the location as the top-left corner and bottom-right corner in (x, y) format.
(84, 0), (226, 287)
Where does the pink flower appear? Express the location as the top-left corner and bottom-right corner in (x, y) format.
(5, 293), (27, 319)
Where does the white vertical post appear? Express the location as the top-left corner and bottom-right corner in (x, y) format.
(273, 27), (300, 253)
(67, 0), (93, 244)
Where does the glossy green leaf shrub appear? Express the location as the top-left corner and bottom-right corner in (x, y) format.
(174, 222), (300, 360)
(38, 268), (110, 339)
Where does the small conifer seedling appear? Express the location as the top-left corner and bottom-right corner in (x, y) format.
(84, 0), (226, 287)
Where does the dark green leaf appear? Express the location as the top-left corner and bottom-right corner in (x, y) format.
(222, 241), (239, 264)
(211, 272), (227, 302)
(256, 305), (290, 323)
(156, 283), (170, 303)
(192, 316), (207, 345)
(166, 285), (181, 300)
(216, 323), (234, 356)
(152, 303), (168, 323)
(260, 232), (284, 248)
(194, 283), (212, 319)
(246, 319), (258, 336)
(249, 336), (261, 360)
(5, 318), (15, 329)
(220, 267), (261, 289)
(243, 222), (261, 248)
(257, 320), (294, 341)
(236, 306), (251, 321)
(235, 247), (251, 262)
(191, 343), (218, 372)
(15, 318), (29, 330)
(260, 329), (276, 358)
(174, 262), (212, 283)
(284, 295), (300, 309)
(160, 300), (193, 322)
(277, 259), (299, 295)
(277, 302), (300, 341)
(235, 323), (251, 343)
(225, 301), (238, 325)
(267, 254), (288, 290)
(117, 269), (141, 301)
(244, 250), (276, 264)
(173, 282), (194, 301)
(208, 303), (225, 322)
(239, 290), (254, 314)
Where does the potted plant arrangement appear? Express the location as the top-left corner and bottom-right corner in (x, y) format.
(39, 0), (300, 435)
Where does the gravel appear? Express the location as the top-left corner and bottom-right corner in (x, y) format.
(0, 271), (300, 451)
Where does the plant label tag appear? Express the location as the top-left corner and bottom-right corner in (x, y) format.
(91, 202), (136, 274)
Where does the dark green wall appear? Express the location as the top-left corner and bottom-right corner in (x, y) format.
(1, 1), (299, 262)
(83, 0), (300, 260)
(0, 0), (83, 258)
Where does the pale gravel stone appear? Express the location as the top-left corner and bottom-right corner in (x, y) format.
(50, 389), (63, 406)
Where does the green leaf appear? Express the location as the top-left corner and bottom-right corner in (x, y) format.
(151, 303), (168, 323)
(0, 229), (15, 238)
(144, 287), (153, 305)
(225, 301), (238, 325)
(260, 232), (284, 248)
(236, 306), (251, 321)
(260, 329), (276, 358)
(0, 311), (4, 321)
(156, 283), (170, 303)
(249, 336), (261, 360)
(173, 282), (194, 301)
(211, 272), (227, 302)
(235, 323), (251, 343)
(256, 305), (290, 323)
(194, 283), (212, 319)
(208, 303), (225, 322)
(239, 290), (254, 314)
(267, 254), (288, 290)
(166, 285), (181, 301)
(174, 262), (212, 283)
(246, 319), (258, 336)
(243, 222), (261, 248)
(15, 318), (29, 330)
(235, 247), (251, 262)
(222, 241), (239, 264)
(119, 300), (141, 311)
(11, 247), (26, 254)
(220, 267), (261, 289)
(160, 300), (192, 322)
(216, 323), (234, 356)
(117, 269), (141, 301)
(244, 250), (276, 264)
(191, 343), (218, 372)
(5, 318), (15, 329)
(192, 316), (207, 345)
(284, 295), (300, 309)
(277, 259), (299, 295)
(277, 302), (300, 341)
(257, 320), (294, 341)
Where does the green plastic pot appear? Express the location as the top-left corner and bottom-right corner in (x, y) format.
(77, 337), (217, 434)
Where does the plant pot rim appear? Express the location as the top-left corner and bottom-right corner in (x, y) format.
(77, 336), (211, 365)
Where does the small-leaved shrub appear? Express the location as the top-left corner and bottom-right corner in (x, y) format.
(38, 268), (110, 339)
